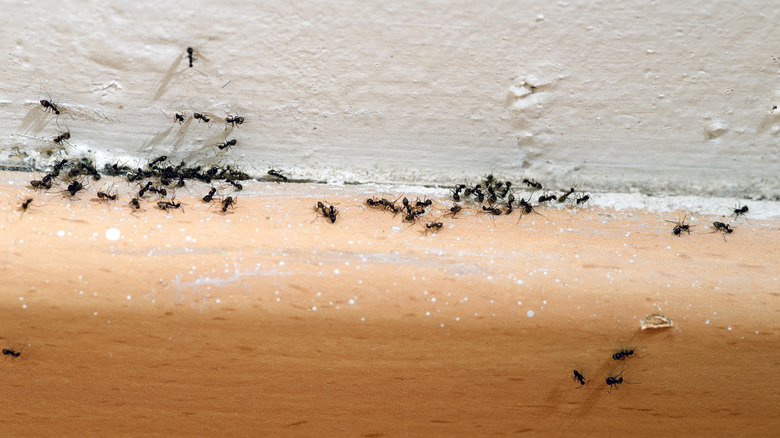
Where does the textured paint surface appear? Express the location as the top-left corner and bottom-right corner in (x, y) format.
(0, 1), (778, 197)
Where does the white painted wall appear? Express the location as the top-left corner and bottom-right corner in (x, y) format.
(1, 1), (778, 197)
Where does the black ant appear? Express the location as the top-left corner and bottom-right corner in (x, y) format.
(138, 181), (154, 198)
(30, 178), (52, 191)
(482, 205), (502, 215)
(194, 112), (210, 123)
(471, 186), (485, 203)
(732, 203), (749, 223)
(612, 348), (636, 361)
(505, 194), (516, 215)
(187, 47), (194, 68)
(2, 348), (21, 358)
(66, 180), (84, 196)
(538, 193), (557, 203)
(52, 159), (68, 175)
(203, 187), (217, 203)
(425, 222), (443, 232)
(326, 205), (338, 223)
(40, 99), (60, 115)
(499, 181), (512, 198)
(225, 178), (243, 191)
(149, 155), (168, 168)
(18, 198), (33, 214)
(53, 130), (71, 144)
(558, 187), (576, 203)
(314, 202), (338, 223)
(522, 178), (542, 190)
(129, 197), (141, 210)
(157, 200), (182, 211)
(712, 221), (734, 240)
(446, 204), (462, 217)
(149, 186), (167, 197)
(666, 215), (692, 236)
(221, 196), (236, 213)
(572, 369), (587, 386)
(404, 210), (424, 222)
(218, 139), (237, 150)
(575, 194), (590, 206)
(226, 114), (244, 128)
(605, 369), (637, 393)
(452, 184), (466, 202)
(97, 186), (118, 201)
(174, 113), (185, 124)
(267, 169), (288, 181)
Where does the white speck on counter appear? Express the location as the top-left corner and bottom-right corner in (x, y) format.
(527, 310), (535, 317)
(106, 228), (120, 241)
(57, 230), (65, 237)
(705, 319), (710, 325)
(126, 295), (132, 300)
(517, 301), (522, 306)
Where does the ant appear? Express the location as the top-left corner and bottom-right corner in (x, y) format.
(482, 205), (502, 215)
(129, 197), (141, 210)
(326, 205), (338, 223)
(558, 187), (576, 203)
(732, 203), (749, 223)
(174, 113), (185, 124)
(666, 215), (692, 236)
(97, 186), (118, 201)
(2, 348), (21, 358)
(157, 200), (182, 211)
(226, 114), (244, 128)
(149, 186), (167, 197)
(315, 202), (338, 223)
(575, 194), (590, 206)
(425, 222), (443, 232)
(30, 177), (52, 191)
(53, 130), (71, 144)
(138, 181), (154, 197)
(218, 139), (237, 150)
(40, 99), (60, 115)
(66, 180), (84, 197)
(446, 204), (462, 218)
(499, 181), (512, 198)
(149, 155), (168, 168)
(225, 178), (243, 191)
(612, 348), (636, 361)
(605, 369), (637, 393)
(203, 187), (217, 203)
(522, 178), (542, 190)
(221, 196), (236, 213)
(473, 186), (485, 203)
(516, 198), (548, 221)
(451, 184), (466, 202)
(18, 198), (33, 214)
(187, 47), (194, 68)
(505, 194), (516, 215)
(712, 221), (734, 240)
(52, 159), (68, 176)
(267, 169), (288, 181)
(403, 210), (424, 222)
(194, 112), (210, 123)
(572, 369), (587, 386)
(538, 193), (557, 203)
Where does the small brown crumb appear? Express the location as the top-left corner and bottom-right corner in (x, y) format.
(641, 313), (674, 330)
